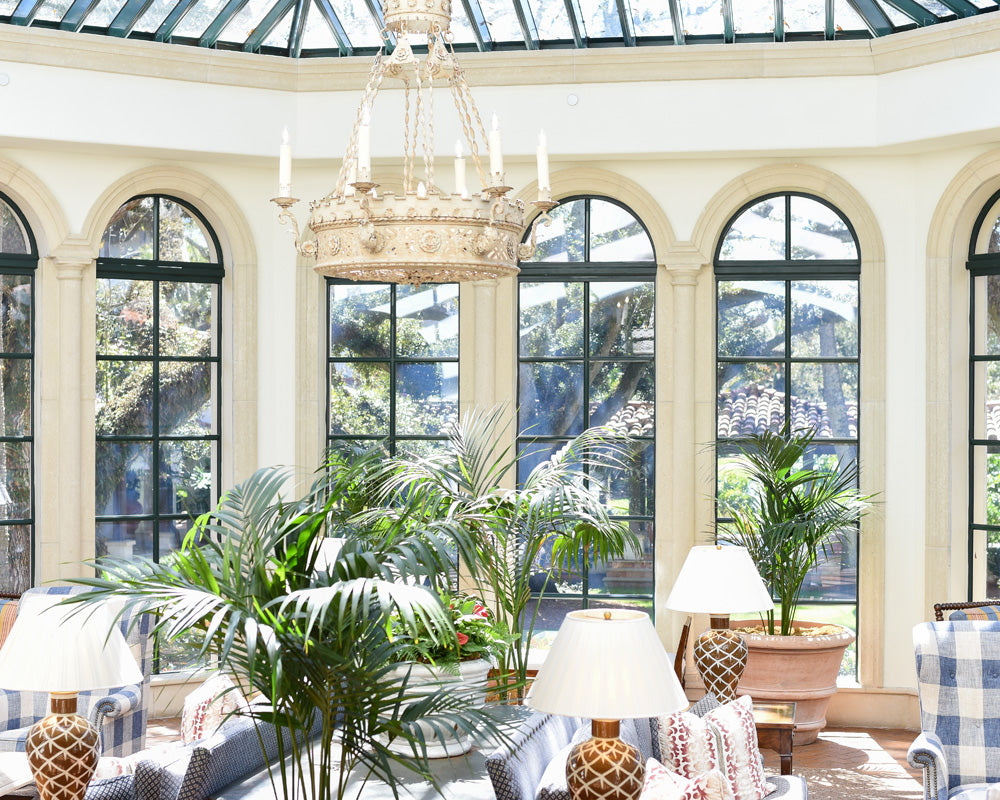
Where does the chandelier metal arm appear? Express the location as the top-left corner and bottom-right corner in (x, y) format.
(272, 196), (317, 258)
(517, 200), (558, 261)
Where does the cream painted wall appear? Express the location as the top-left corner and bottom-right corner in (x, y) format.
(5, 16), (1000, 726)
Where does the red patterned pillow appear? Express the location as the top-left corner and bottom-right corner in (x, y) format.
(641, 758), (726, 800)
(703, 695), (770, 800)
(181, 673), (246, 744)
(656, 708), (718, 778)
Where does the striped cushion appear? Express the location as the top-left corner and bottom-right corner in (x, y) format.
(913, 621), (1000, 791)
(0, 599), (17, 650)
(949, 605), (1000, 621)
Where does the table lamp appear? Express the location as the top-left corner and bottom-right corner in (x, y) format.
(665, 544), (774, 702)
(0, 594), (142, 800)
(526, 609), (688, 800)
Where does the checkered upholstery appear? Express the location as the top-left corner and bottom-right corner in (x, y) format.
(949, 606), (1000, 622)
(0, 586), (153, 757)
(0, 598), (17, 649)
(85, 773), (136, 800)
(910, 621), (1000, 799)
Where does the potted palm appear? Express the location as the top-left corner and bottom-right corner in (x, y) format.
(372, 406), (638, 699)
(69, 459), (507, 800)
(715, 424), (873, 744)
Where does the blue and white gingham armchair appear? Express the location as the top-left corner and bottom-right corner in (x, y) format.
(0, 585), (153, 757)
(908, 621), (1000, 800)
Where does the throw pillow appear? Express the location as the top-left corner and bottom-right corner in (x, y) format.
(641, 758), (726, 800)
(93, 742), (184, 780)
(703, 695), (770, 800)
(181, 673), (247, 744)
(656, 708), (718, 778)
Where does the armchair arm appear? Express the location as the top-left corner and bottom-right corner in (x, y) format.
(907, 731), (948, 800)
(89, 685), (143, 732)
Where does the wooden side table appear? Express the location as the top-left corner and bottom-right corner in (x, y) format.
(752, 700), (796, 776)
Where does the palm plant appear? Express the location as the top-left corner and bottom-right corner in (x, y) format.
(69, 461), (506, 800)
(715, 424), (872, 636)
(369, 406), (638, 692)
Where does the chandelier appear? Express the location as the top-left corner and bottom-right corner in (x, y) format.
(271, 0), (555, 285)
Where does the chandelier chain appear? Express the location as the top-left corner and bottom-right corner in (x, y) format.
(403, 81), (414, 191)
(332, 53), (385, 198)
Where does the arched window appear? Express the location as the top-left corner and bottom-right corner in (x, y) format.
(715, 192), (861, 676)
(95, 195), (222, 669)
(967, 191), (1000, 599)
(326, 282), (459, 457)
(518, 196), (656, 633)
(0, 194), (37, 595)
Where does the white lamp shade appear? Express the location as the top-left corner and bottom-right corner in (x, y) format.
(0, 594), (142, 692)
(526, 609), (687, 719)
(665, 545), (774, 615)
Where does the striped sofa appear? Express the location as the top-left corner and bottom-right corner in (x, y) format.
(0, 585), (153, 758)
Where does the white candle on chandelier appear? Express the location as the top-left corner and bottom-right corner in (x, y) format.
(345, 157), (357, 196)
(358, 106), (372, 180)
(454, 140), (468, 197)
(536, 129), (550, 196)
(488, 112), (503, 180)
(417, 181), (427, 199)
(278, 127), (292, 197)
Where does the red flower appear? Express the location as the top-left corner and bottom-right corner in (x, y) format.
(456, 632), (469, 645)
(473, 604), (488, 619)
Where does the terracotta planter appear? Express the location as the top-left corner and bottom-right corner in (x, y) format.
(731, 620), (855, 745)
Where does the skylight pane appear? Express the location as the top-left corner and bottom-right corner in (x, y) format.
(970, 0), (997, 8)
(173, 0), (229, 38)
(916, 0), (952, 16)
(526, 0), (574, 39)
(86, 0), (127, 27)
(834, 0), (869, 32)
(477, 0), (525, 42)
(447, 5), (478, 45)
(629, 0), (673, 37)
(874, 0), (912, 26)
(733, 0), (773, 34)
(334, 0), (382, 47)
(217, 0), (274, 44)
(263, 6), (293, 48)
(301, 5), (338, 49)
(783, 0), (824, 33)
(0, 0), (16, 15)
(33, 0), (73, 24)
(578, 0), (622, 39)
(679, 0), (723, 36)
(133, 0), (180, 33)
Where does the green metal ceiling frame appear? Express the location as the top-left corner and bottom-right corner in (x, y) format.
(0, 0), (994, 57)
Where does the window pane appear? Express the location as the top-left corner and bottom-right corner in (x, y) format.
(578, 0), (622, 38)
(733, 0), (774, 33)
(395, 284), (459, 358)
(791, 280), (858, 358)
(0, 202), (29, 254)
(590, 439), (654, 516)
(593, 521), (654, 597)
(973, 444), (1000, 525)
(301, 7), (339, 49)
(526, 0), (574, 38)
(158, 198), (216, 263)
(217, 0), (273, 43)
(973, 360), (1000, 441)
(87, 0), (128, 27)
(0, 274), (32, 353)
(717, 281), (785, 358)
(717, 366), (786, 437)
(101, 197), (156, 259)
(159, 440), (213, 519)
(527, 199), (586, 262)
(395, 362), (458, 436)
(330, 0), (383, 46)
(96, 441), (154, 519)
(160, 361), (213, 435)
(329, 283), (391, 357)
(975, 274), (1000, 355)
(477, 0), (526, 41)
(989, 531), (1000, 598)
(516, 439), (565, 486)
(0, 525), (30, 594)
(519, 362), (585, 436)
(329, 362), (389, 436)
(789, 363), (858, 438)
(680, 0), (722, 34)
(719, 197), (786, 260)
(589, 200), (654, 262)
(789, 196), (858, 260)
(96, 361), (154, 435)
(520, 282), (584, 357)
(590, 282), (654, 356)
(783, 0), (824, 32)
(590, 362), (654, 430)
(160, 281), (216, 357)
(0, 359), (30, 437)
(132, 0), (178, 32)
(97, 279), (154, 356)
(0, 442), (31, 519)
(630, 0), (674, 36)
(173, 0), (229, 37)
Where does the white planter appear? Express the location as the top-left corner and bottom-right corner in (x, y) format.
(386, 658), (492, 758)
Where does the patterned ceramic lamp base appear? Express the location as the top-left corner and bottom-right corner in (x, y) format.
(26, 693), (100, 800)
(693, 626), (748, 702)
(566, 719), (645, 800)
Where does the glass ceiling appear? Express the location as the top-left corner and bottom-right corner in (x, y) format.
(0, 0), (994, 58)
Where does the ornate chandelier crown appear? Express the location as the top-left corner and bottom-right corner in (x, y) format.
(272, 0), (554, 285)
